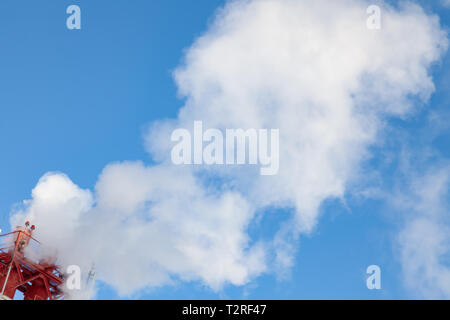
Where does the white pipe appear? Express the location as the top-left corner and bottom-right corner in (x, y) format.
(1, 263), (13, 297)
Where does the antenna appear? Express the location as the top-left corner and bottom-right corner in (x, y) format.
(86, 263), (97, 296)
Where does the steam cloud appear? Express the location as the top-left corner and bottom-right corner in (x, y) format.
(10, 0), (448, 298)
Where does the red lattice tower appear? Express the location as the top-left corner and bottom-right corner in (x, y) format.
(0, 222), (64, 300)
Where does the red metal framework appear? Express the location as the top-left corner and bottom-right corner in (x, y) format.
(0, 222), (64, 300)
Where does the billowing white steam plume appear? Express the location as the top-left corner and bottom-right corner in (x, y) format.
(10, 0), (447, 297)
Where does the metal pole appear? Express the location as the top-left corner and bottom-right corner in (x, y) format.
(1, 263), (13, 296)
(1, 239), (17, 297)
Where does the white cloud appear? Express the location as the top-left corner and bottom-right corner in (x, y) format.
(147, 0), (447, 265)
(396, 166), (450, 299)
(12, 164), (266, 297)
(10, 0), (448, 297)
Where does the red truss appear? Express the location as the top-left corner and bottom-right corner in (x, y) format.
(0, 224), (64, 300)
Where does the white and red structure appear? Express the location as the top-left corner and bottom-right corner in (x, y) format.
(0, 222), (64, 300)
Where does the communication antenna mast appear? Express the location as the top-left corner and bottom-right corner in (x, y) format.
(86, 263), (97, 293)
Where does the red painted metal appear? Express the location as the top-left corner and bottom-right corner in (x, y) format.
(0, 223), (64, 300)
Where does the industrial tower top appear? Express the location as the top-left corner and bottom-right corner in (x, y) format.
(0, 222), (64, 300)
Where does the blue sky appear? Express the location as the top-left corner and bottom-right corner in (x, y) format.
(1, 0), (449, 300)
